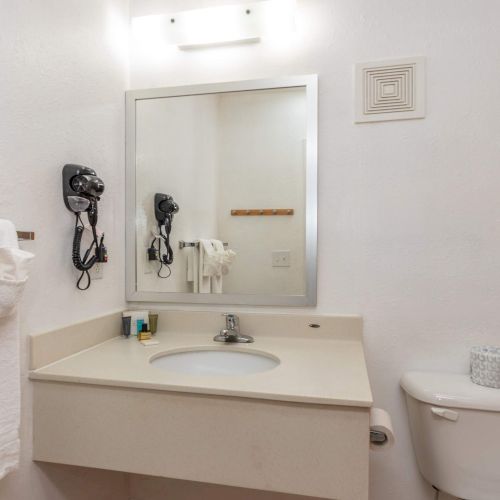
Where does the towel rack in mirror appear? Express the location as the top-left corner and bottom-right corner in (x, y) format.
(179, 240), (228, 249)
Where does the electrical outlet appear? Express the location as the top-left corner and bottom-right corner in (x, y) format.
(144, 247), (156, 274)
(144, 258), (153, 274)
(90, 262), (104, 280)
(272, 250), (291, 267)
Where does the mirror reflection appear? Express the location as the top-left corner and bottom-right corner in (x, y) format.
(134, 85), (308, 297)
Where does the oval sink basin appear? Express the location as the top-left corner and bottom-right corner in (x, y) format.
(150, 349), (279, 376)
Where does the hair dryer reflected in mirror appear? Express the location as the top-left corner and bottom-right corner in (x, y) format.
(62, 164), (108, 290)
(148, 193), (180, 278)
(155, 193), (179, 224)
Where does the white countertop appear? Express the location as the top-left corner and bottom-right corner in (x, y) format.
(30, 329), (373, 407)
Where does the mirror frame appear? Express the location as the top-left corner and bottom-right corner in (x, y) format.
(125, 75), (318, 306)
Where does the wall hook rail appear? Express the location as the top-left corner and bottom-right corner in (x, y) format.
(17, 231), (35, 241)
(230, 209), (294, 216)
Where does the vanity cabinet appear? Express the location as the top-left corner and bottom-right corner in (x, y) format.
(33, 380), (369, 499)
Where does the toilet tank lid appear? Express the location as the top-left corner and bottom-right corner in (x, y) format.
(401, 371), (500, 412)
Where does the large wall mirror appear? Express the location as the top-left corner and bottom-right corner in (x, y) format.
(126, 75), (317, 306)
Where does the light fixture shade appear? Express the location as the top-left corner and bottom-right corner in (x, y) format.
(132, 0), (296, 50)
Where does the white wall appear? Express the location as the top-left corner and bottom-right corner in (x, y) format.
(136, 95), (219, 292)
(135, 89), (306, 296)
(129, 1), (500, 500)
(0, 1), (129, 499)
(1, 1), (498, 500)
(216, 88), (306, 295)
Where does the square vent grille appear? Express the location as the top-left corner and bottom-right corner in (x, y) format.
(355, 57), (425, 123)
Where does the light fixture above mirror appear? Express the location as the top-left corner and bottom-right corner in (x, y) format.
(131, 0), (296, 50)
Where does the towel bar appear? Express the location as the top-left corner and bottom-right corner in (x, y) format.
(179, 240), (228, 249)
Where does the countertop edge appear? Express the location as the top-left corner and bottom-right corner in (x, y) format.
(29, 371), (373, 408)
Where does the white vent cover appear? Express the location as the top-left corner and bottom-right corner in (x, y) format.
(355, 57), (425, 123)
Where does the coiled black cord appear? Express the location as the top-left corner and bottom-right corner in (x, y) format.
(149, 215), (174, 279)
(157, 236), (172, 278)
(72, 213), (98, 290)
(159, 215), (174, 265)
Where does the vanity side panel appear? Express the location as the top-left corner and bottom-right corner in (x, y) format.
(33, 382), (369, 500)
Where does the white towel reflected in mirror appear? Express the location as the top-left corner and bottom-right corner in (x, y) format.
(187, 239), (236, 294)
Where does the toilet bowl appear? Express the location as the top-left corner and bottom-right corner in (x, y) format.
(401, 371), (500, 500)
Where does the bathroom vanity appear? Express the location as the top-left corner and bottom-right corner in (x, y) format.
(30, 311), (372, 500)
(30, 76), (372, 499)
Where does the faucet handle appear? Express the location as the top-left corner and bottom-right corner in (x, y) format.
(214, 313), (253, 343)
(222, 313), (239, 331)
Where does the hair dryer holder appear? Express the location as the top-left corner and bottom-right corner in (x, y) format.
(62, 164), (103, 213)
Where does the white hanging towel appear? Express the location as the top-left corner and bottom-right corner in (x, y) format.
(186, 246), (199, 293)
(199, 239), (223, 293)
(198, 239), (213, 294)
(212, 240), (236, 276)
(0, 219), (34, 480)
(210, 240), (223, 294)
(209, 239), (235, 293)
(190, 239), (236, 294)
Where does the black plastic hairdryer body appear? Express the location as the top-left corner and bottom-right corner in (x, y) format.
(62, 164), (107, 289)
(154, 193), (179, 224)
(149, 193), (179, 276)
(62, 164), (104, 211)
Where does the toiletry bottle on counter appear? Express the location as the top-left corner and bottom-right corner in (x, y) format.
(121, 316), (131, 338)
(149, 313), (158, 334)
(137, 318), (144, 334)
(122, 310), (149, 336)
(138, 323), (152, 341)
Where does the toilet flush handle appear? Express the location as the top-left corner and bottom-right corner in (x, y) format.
(431, 407), (459, 422)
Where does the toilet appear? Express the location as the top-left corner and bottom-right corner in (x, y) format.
(401, 371), (500, 500)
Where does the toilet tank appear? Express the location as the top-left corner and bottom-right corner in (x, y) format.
(401, 371), (500, 500)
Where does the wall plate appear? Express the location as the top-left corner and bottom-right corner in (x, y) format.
(272, 250), (291, 267)
(89, 262), (104, 280)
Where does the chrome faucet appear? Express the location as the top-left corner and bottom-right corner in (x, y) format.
(214, 313), (254, 343)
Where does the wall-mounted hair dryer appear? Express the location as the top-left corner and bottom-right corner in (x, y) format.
(62, 164), (107, 290)
(154, 193), (179, 225)
(148, 193), (179, 278)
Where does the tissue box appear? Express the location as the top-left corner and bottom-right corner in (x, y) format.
(471, 346), (500, 389)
